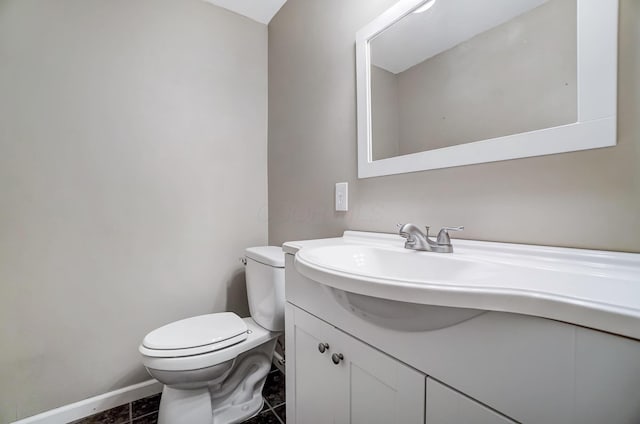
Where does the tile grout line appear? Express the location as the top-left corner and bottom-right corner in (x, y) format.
(131, 409), (161, 422)
(261, 396), (276, 419)
(260, 396), (285, 423)
(273, 402), (285, 424)
(270, 401), (285, 409)
(273, 405), (284, 424)
(268, 368), (286, 423)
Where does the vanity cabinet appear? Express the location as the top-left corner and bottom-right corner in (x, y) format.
(426, 378), (516, 424)
(284, 234), (640, 424)
(286, 304), (425, 424)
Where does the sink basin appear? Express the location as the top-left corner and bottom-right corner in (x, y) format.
(297, 244), (498, 284)
(329, 288), (485, 331)
(288, 231), (640, 340)
(295, 244), (493, 330)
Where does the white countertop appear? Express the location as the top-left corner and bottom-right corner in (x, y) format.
(284, 231), (640, 340)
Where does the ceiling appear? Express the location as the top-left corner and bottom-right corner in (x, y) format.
(203, 0), (288, 25)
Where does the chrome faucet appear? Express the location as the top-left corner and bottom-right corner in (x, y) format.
(398, 223), (464, 253)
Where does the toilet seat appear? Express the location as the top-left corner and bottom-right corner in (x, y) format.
(140, 312), (248, 358)
(140, 317), (278, 372)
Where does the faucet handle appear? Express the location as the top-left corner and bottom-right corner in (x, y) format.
(436, 226), (464, 245)
(424, 226), (430, 237)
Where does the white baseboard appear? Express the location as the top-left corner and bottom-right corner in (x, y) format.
(11, 380), (163, 424)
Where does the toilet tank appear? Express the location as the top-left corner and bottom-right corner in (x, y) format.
(244, 246), (285, 332)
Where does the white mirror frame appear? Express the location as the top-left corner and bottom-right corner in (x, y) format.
(356, 0), (618, 178)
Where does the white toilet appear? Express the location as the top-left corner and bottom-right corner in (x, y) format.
(139, 246), (285, 424)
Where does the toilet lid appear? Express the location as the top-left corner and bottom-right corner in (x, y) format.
(142, 312), (248, 351)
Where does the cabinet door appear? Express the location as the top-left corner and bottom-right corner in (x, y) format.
(333, 329), (425, 424)
(286, 304), (341, 424)
(426, 378), (516, 424)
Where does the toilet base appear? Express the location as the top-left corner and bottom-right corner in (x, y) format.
(156, 338), (277, 424)
(158, 386), (213, 424)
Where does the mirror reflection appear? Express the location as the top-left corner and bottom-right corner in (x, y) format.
(369, 0), (577, 161)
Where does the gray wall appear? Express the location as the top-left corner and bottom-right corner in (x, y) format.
(268, 0), (640, 253)
(0, 0), (267, 421)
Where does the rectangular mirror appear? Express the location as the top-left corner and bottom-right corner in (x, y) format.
(356, 0), (618, 178)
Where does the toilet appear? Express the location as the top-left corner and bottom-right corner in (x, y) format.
(139, 246), (285, 424)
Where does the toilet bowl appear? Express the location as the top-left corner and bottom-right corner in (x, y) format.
(139, 246), (285, 424)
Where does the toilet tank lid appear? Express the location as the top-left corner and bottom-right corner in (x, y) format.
(245, 246), (285, 268)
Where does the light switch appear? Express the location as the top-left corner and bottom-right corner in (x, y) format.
(335, 182), (348, 212)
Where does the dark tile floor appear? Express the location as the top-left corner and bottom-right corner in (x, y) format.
(69, 366), (285, 424)
(69, 393), (161, 424)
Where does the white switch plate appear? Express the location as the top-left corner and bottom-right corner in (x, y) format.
(335, 182), (348, 211)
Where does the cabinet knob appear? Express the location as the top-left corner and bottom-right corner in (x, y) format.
(331, 353), (344, 365)
(318, 342), (329, 353)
